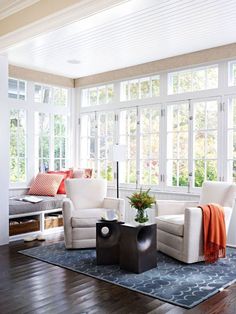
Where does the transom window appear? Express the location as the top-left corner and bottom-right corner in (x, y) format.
(120, 75), (160, 101)
(34, 84), (68, 106)
(8, 78), (27, 100)
(168, 65), (218, 95)
(10, 109), (27, 183)
(81, 84), (114, 107)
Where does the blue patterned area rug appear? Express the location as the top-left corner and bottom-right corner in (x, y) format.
(19, 243), (236, 309)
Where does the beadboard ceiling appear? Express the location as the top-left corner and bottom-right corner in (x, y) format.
(4, 0), (236, 78)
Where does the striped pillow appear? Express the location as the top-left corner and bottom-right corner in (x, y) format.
(28, 173), (64, 196)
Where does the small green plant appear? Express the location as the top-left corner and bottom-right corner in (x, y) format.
(127, 188), (156, 223)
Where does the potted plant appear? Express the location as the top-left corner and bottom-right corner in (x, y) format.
(127, 188), (156, 224)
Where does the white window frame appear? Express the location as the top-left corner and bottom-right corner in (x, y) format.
(9, 80), (72, 188)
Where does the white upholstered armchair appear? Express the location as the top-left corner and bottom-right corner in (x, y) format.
(156, 181), (236, 263)
(63, 179), (125, 249)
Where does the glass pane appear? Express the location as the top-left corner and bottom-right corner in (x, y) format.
(34, 84), (42, 102)
(151, 160), (159, 185)
(207, 67), (218, 89)
(140, 108), (150, 134)
(140, 79), (150, 99)
(107, 84), (114, 103)
(53, 88), (67, 106)
(206, 101), (218, 129)
(179, 160), (188, 186)
(54, 159), (60, 170)
(129, 160), (136, 184)
(42, 87), (51, 103)
(192, 69), (205, 91)
(141, 160), (150, 185)
(206, 160), (217, 181)
(151, 76), (160, 96)
(179, 71), (191, 93)
(98, 86), (106, 105)
(179, 132), (188, 159)
(89, 88), (97, 106)
(10, 158), (17, 182)
(194, 102), (205, 130)
(54, 138), (61, 158)
(194, 132), (205, 159)
(206, 131), (217, 158)
(194, 160), (205, 187)
(129, 80), (139, 100)
(140, 135), (150, 159)
(18, 158), (26, 182)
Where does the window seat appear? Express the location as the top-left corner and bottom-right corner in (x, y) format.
(9, 194), (65, 215)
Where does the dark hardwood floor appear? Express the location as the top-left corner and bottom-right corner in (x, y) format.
(1, 233), (236, 314)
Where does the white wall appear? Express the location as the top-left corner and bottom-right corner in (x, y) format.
(0, 55), (9, 245)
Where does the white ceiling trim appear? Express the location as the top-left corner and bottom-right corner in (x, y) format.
(0, 0), (128, 51)
(0, 0), (39, 20)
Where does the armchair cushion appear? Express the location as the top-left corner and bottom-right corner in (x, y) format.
(156, 215), (184, 236)
(71, 208), (105, 228)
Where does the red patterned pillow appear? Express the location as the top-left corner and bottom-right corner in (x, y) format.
(47, 170), (73, 194)
(28, 173), (64, 196)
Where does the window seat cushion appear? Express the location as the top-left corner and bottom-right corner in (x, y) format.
(9, 194), (66, 216)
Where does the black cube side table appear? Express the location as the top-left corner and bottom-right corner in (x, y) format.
(96, 221), (124, 265)
(120, 223), (157, 273)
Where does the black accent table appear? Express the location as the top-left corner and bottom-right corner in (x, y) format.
(96, 220), (124, 265)
(120, 223), (157, 274)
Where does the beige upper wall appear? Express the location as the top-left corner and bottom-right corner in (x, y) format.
(75, 43), (236, 87)
(9, 65), (74, 88)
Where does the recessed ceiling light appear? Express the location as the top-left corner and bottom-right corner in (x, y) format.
(67, 59), (80, 64)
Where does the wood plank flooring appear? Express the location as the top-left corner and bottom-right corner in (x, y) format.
(0, 233), (235, 314)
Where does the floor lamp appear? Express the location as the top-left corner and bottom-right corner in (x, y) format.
(110, 144), (127, 198)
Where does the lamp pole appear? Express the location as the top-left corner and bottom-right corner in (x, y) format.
(116, 161), (119, 198)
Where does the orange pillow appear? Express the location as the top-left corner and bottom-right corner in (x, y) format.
(28, 173), (64, 196)
(47, 170), (73, 194)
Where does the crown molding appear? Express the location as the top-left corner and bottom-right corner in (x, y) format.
(0, 0), (39, 20)
(0, 0), (127, 52)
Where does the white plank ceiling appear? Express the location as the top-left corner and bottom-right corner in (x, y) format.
(3, 0), (236, 78)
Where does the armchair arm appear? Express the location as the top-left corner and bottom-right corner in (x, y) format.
(155, 200), (199, 216)
(103, 197), (125, 222)
(183, 207), (203, 263)
(183, 206), (232, 263)
(62, 198), (75, 249)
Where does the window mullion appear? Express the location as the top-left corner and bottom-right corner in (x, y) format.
(188, 100), (194, 192)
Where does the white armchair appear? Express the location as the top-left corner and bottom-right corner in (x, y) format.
(63, 179), (125, 249)
(156, 181), (236, 263)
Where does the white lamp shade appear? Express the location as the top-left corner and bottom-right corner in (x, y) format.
(109, 144), (127, 161)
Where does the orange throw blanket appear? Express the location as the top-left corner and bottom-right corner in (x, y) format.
(198, 204), (226, 263)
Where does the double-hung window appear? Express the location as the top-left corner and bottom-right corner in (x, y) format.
(10, 109), (27, 183)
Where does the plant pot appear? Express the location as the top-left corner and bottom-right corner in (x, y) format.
(135, 208), (149, 224)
